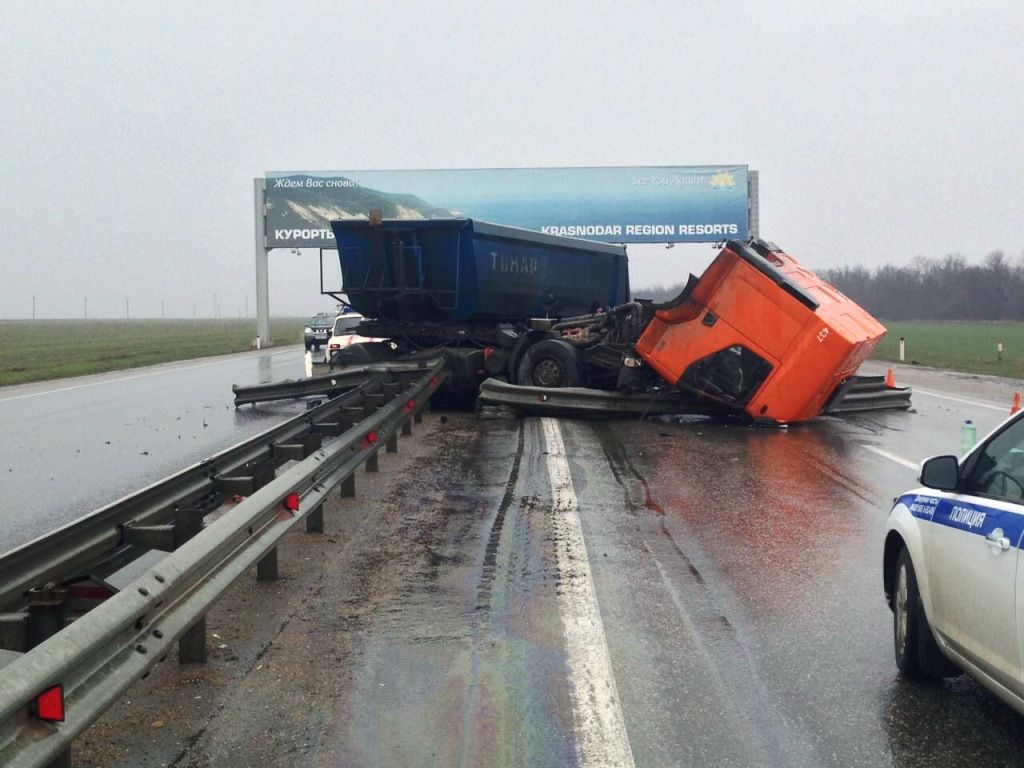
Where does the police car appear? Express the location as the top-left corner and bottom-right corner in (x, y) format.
(883, 411), (1024, 715)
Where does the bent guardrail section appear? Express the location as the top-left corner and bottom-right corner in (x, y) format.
(0, 361), (448, 768)
(476, 378), (731, 418)
(231, 361), (441, 405)
(825, 374), (913, 414)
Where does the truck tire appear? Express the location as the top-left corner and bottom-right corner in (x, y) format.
(893, 547), (954, 679)
(517, 339), (583, 388)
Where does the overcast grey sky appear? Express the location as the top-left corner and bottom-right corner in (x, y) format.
(2, 1), (1021, 319)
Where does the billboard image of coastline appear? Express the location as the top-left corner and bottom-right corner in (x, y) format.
(264, 166), (749, 248)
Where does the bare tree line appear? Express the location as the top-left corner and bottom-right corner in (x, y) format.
(636, 251), (1024, 321)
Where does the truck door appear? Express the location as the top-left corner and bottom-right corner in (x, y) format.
(928, 418), (1024, 695)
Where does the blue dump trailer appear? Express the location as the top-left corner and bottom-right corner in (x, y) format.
(328, 218), (629, 329)
(320, 218), (908, 423)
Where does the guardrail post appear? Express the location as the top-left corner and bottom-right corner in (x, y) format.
(414, 409), (423, 424)
(401, 419), (412, 436)
(342, 406), (363, 430)
(175, 508), (207, 663)
(26, 585), (67, 650)
(0, 613), (27, 652)
(340, 473), (356, 497)
(366, 452), (379, 473)
(306, 503), (324, 533)
(257, 549), (278, 581)
(180, 615), (207, 663)
(386, 430), (398, 453)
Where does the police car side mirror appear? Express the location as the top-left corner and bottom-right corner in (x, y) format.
(920, 455), (960, 491)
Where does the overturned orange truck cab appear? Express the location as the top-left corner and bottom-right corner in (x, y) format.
(635, 239), (886, 424)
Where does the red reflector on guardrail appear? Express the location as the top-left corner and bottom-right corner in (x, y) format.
(283, 492), (300, 512)
(33, 684), (64, 722)
(403, 399), (416, 413)
(366, 431), (378, 444)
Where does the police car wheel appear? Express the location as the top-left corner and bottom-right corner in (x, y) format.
(893, 548), (949, 679)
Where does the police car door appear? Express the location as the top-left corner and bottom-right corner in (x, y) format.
(928, 416), (1024, 695)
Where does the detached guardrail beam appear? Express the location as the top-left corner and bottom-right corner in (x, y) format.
(231, 361), (439, 406)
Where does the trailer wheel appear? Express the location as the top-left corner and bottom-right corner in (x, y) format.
(517, 339), (582, 388)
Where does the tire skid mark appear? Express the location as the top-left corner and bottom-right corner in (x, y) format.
(594, 421), (821, 767)
(457, 420), (525, 768)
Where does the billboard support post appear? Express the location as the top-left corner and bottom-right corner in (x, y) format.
(254, 178), (271, 346)
(748, 170), (760, 240)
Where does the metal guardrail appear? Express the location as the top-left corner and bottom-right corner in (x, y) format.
(479, 374), (913, 420)
(232, 361), (441, 405)
(825, 375), (913, 414)
(477, 378), (733, 418)
(0, 374), (389, 619)
(0, 361), (448, 768)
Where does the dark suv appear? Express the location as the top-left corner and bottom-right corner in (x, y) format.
(303, 312), (336, 351)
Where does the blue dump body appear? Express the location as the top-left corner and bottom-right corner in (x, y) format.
(329, 218), (629, 323)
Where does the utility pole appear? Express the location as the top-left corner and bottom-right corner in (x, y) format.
(161, 300), (165, 319)
(126, 298), (130, 319)
(32, 295), (36, 320)
(83, 297), (87, 319)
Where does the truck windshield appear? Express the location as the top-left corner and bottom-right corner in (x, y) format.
(680, 345), (772, 405)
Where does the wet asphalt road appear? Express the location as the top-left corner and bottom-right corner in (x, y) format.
(306, 376), (1024, 767)
(125, 369), (1024, 768)
(9, 355), (1024, 766)
(0, 346), (307, 552)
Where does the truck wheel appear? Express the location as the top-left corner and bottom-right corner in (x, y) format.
(517, 339), (582, 388)
(893, 548), (953, 679)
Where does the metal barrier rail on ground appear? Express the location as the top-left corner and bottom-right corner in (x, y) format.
(231, 361), (441, 405)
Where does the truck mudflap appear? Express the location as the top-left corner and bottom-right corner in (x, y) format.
(476, 378), (735, 419)
(822, 374), (913, 415)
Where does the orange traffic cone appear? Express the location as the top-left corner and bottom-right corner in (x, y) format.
(885, 368), (896, 388)
(1012, 392), (1022, 415)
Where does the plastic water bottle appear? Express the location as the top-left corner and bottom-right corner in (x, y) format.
(961, 419), (977, 454)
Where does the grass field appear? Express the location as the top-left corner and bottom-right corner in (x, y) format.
(3, 318), (1024, 388)
(0, 319), (304, 386)
(873, 321), (1024, 379)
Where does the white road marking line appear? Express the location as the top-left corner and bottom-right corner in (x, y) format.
(861, 445), (919, 471)
(541, 418), (636, 768)
(912, 387), (1008, 412)
(0, 349), (297, 404)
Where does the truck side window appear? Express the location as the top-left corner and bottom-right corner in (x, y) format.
(964, 419), (1024, 502)
(680, 345), (772, 405)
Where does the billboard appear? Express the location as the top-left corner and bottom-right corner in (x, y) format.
(264, 166), (749, 248)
